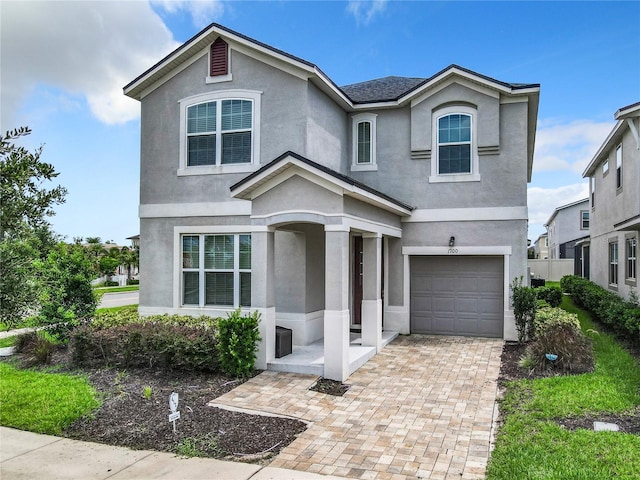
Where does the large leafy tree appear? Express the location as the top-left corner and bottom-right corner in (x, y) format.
(0, 127), (67, 239)
(0, 127), (96, 330)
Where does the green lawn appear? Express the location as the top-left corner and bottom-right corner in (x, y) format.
(0, 336), (16, 348)
(94, 285), (139, 293)
(487, 296), (640, 479)
(0, 362), (99, 434)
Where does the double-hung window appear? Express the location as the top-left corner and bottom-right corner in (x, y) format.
(438, 113), (471, 174)
(187, 99), (252, 166)
(627, 237), (637, 284)
(179, 90), (262, 175)
(351, 113), (377, 171)
(430, 105), (479, 182)
(182, 234), (251, 308)
(580, 210), (589, 229)
(609, 241), (619, 287)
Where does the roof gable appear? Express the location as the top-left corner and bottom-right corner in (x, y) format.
(230, 151), (413, 216)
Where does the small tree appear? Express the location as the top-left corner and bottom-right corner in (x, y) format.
(511, 277), (537, 343)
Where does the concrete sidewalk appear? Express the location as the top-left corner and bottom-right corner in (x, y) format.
(0, 427), (347, 480)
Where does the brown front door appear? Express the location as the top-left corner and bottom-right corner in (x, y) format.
(352, 236), (363, 325)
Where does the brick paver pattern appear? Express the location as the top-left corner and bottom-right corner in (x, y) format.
(211, 335), (503, 480)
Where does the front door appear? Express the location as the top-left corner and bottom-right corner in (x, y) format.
(352, 236), (363, 325)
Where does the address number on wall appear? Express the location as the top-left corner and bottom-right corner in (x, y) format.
(447, 248), (459, 254)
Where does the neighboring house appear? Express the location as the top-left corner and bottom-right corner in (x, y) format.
(533, 233), (549, 259)
(127, 234), (140, 248)
(123, 23), (540, 380)
(545, 198), (590, 263)
(583, 101), (640, 300)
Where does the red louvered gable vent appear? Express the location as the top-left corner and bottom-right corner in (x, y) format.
(210, 37), (228, 77)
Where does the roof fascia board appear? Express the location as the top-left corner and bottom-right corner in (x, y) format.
(138, 48), (207, 100)
(616, 102), (640, 119)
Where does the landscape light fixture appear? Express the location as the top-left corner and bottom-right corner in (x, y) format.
(449, 236), (455, 247)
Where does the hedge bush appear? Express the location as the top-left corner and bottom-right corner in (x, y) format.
(533, 306), (581, 338)
(217, 310), (261, 378)
(536, 286), (563, 308)
(71, 321), (220, 372)
(560, 275), (640, 339)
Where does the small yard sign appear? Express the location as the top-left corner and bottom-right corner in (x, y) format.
(168, 392), (180, 433)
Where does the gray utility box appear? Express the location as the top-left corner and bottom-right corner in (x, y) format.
(275, 326), (292, 358)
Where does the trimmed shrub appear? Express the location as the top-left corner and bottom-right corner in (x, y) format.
(70, 321), (220, 372)
(560, 275), (640, 340)
(521, 322), (594, 374)
(91, 310), (217, 331)
(536, 286), (563, 308)
(533, 306), (581, 338)
(217, 310), (261, 378)
(126, 279), (139, 285)
(511, 277), (537, 343)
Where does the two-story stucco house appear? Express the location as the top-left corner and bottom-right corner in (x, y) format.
(583, 102), (639, 300)
(544, 198), (590, 261)
(533, 232), (549, 259)
(124, 23), (540, 381)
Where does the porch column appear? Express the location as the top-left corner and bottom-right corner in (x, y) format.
(252, 227), (276, 370)
(324, 226), (350, 381)
(362, 233), (383, 350)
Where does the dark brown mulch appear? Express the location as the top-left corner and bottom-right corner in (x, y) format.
(556, 410), (640, 435)
(309, 378), (350, 396)
(4, 349), (307, 463)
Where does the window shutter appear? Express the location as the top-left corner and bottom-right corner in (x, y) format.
(210, 38), (228, 77)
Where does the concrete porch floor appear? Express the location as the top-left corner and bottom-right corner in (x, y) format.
(268, 331), (399, 377)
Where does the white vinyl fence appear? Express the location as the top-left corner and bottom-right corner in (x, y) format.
(528, 259), (574, 282)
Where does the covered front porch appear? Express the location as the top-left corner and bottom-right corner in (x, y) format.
(231, 152), (412, 381)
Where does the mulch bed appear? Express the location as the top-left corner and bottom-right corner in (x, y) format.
(309, 378), (350, 396)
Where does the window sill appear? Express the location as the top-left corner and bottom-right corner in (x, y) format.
(625, 278), (637, 287)
(205, 74), (233, 84)
(177, 164), (258, 176)
(608, 284), (619, 292)
(351, 163), (378, 172)
(428, 173), (481, 183)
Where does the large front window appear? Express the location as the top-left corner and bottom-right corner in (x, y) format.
(182, 234), (251, 307)
(187, 99), (252, 166)
(438, 113), (471, 174)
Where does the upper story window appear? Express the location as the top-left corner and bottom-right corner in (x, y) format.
(430, 105), (480, 183)
(351, 113), (377, 171)
(590, 176), (595, 208)
(616, 144), (622, 190)
(602, 159), (609, 175)
(206, 37), (232, 84)
(178, 90), (262, 176)
(580, 210), (589, 229)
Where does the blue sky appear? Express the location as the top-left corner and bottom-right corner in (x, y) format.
(2, 0), (639, 245)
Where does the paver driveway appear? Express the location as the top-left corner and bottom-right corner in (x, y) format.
(211, 335), (503, 480)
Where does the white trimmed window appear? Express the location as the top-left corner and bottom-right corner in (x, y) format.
(351, 113), (377, 171)
(178, 90), (261, 175)
(430, 105), (480, 183)
(602, 159), (609, 175)
(580, 210), (589, 230)
(609, 241), (619, 287)
(627, 237), (637, 283)
(590, 176), (595, 208)
(181, 233), (251, 307)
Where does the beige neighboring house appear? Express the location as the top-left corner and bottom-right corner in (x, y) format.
(533, 233), (549, 259)
(583, 101), (639, 300)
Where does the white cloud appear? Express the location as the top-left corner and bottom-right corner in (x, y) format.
(346, 0), (387, 26)
(527, 182), (589, 233)
(152, 0), (224, 29)
(0, 1), (179, 128)
(533, 119), (613, 175)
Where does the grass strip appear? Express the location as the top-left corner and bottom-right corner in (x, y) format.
(94, 285), (139, 293)
(487, 296), (640, 479)
(0, 336), (16, 348)
(0, 362), (99, 434)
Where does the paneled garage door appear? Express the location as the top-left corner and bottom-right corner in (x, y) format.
(410, 256), (504, 338)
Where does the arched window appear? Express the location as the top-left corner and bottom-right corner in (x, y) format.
(437, 113), (471, 174)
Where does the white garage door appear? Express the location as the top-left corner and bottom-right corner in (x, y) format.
(410, 256), (504, 338)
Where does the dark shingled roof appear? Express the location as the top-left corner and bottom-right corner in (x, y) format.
(340, 76), (427, 103)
